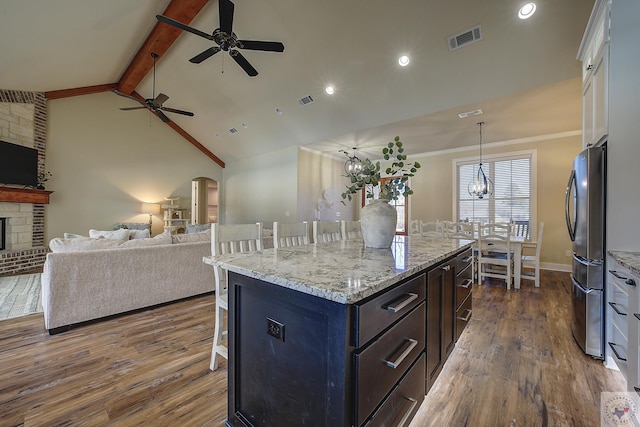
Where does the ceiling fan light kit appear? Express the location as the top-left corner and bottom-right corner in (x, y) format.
(156, 0), (284, 77)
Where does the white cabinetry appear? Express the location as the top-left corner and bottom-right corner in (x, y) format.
(578, 1), (610, 149)
(607, 253), (640, 393)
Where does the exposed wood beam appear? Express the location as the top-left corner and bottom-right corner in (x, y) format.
(45, 83), (118, 100)
(166, 120), (225, 168)
(118, 0), (209, 94)
(129, 91), (225, 168)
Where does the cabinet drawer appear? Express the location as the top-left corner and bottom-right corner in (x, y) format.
(456, 247), (473, 273)
(456, 263), (472, 309)
(609, 283), (629, 338)
(355, 302), (425, 426)
(609, 322), (628, 376)
(354, 273), (426, 347)
(363, 353), (425, 427)
(456, 292), (472, 342)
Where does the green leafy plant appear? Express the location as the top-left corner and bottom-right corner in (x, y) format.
(341, 136), (421, 203)
(37, 171), (52, 185)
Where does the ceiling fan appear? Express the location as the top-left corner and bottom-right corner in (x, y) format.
(156, 0), (285, 77)
(114, 52), (194, 123)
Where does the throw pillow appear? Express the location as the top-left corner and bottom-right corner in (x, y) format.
(186, 223), (211, 234)
(89, 228), (129, 241)
(171, 229), (211, 244)
(128, 229), (151, 240)
(120, 232), (172, 248)
(63, 232), (86, 239)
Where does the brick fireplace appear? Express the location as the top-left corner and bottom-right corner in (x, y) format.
(0, 89), (49, 276)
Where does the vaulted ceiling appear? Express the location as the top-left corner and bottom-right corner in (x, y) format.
(0, 0), (593, 165)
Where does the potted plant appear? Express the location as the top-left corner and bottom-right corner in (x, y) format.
(37, 171), (52, 190)
(341, 136), (421, 248)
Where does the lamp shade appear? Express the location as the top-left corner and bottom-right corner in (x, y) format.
(142, 203), (160, 215)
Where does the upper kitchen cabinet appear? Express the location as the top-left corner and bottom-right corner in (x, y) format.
(578, 0), (610, 148)
(582, 0), (640, 252)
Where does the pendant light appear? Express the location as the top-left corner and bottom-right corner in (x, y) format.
(340, 147), (363, 177)
(468, 121), (493, 199)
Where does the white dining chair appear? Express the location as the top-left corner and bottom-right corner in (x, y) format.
(520, 222), (544, 287)
(477, 222), (513, 289)
(419, 220), (445, 237)
(312, 220), (342, 243)
(340, 220), (362, 240)
(273, 221), (309, 248)
(210, 222), (263, 371)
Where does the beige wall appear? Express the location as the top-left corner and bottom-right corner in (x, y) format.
(409, 134), (582, 268)
(45, 92), (222, 240)
(297, 148), (358, 224)
(222, 146), (298, 225)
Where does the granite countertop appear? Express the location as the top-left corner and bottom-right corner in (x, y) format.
(609, 251), (640, 276)
(203, 236), (473, 304)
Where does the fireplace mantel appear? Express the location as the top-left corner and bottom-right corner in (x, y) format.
(0, 187), (53, 204)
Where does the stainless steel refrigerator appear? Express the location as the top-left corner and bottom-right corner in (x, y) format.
(565, 145), (606, 359)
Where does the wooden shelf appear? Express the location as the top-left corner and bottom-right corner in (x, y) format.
(0, 187), (53, 204)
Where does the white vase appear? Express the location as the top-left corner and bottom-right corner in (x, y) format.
(360, 199), (397, 248)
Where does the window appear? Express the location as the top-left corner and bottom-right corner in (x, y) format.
(454, 150), (536, 237)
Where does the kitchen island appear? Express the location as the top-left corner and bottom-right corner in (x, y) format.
(203, 235), (474, 427)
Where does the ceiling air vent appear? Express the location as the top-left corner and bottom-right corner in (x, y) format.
(298, 95), (315, 106)
(447, 25), (482, 51)
(458, 109), (483, 119)
(228, 128), (238, 134)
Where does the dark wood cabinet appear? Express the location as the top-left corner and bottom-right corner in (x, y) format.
(455, 248), (473, 341)
(426, 257), (456, 392)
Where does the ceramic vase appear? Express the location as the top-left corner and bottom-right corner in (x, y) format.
(360, 199), (397, 248)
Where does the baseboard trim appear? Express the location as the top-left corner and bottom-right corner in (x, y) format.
(541, 262), (571, 272)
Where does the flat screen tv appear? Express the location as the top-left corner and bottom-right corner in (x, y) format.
(0, 140), (38, 188)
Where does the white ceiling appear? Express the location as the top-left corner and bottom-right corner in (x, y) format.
(0, 0), (593, 163)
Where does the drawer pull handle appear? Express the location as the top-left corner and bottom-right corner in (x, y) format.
(608, 342), (627, 362)
(635, 314), (640, 321)
(396, 396), (418, 427)
(635, 387), (640, 396)
(384, 293), (419, 313)
(608, 302), (627, 316)
(457, 278), (472, 289)
(462, 255), (473, 263)
(457, 309), (472, 322)
(609, 270), (636, 286)
(442, 264), (451, 271)
(384, 338), (418, 369)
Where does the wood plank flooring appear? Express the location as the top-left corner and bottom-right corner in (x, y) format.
(0, 270), (625, 426)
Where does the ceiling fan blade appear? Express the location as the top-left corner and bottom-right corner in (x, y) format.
(119, 106), (147, 111)
(239, 40), (285, 52)
(154, 110), (171, 123)
(219, 0), (234, 35)
(154, 93), (169, 106)
(156, 15), (215, 41)
(189, 46), (221, 64)
(160, 107), (195, 117)
(112, 90), (143, 103)
(230, 50), (258, 77)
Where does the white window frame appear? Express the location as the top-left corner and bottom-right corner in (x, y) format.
(452, 149), (538, 238)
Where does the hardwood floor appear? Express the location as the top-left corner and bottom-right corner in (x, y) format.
(0, 270), (624, 426)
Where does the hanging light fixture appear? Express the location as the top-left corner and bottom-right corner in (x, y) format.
(468, 121), (493, 199)
(340, 147), (363, 177)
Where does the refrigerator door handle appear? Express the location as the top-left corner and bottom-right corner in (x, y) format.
(565, 169), (577, 242)
(571, 275), (596, 294)
(573, 253), (603, 267)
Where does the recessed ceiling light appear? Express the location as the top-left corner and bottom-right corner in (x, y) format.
(275, 107), (284, 115)
(241, 123), (248, 128)
(518, 2), (536, 19)
(398, 55), (410, 67)
(325, 86), (335, 95)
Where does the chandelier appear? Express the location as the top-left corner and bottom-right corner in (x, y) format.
(340, 147), (362, 177)
(468, 121), (493, 199)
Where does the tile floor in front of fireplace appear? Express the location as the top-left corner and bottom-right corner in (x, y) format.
(0, 272), (42, 321)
